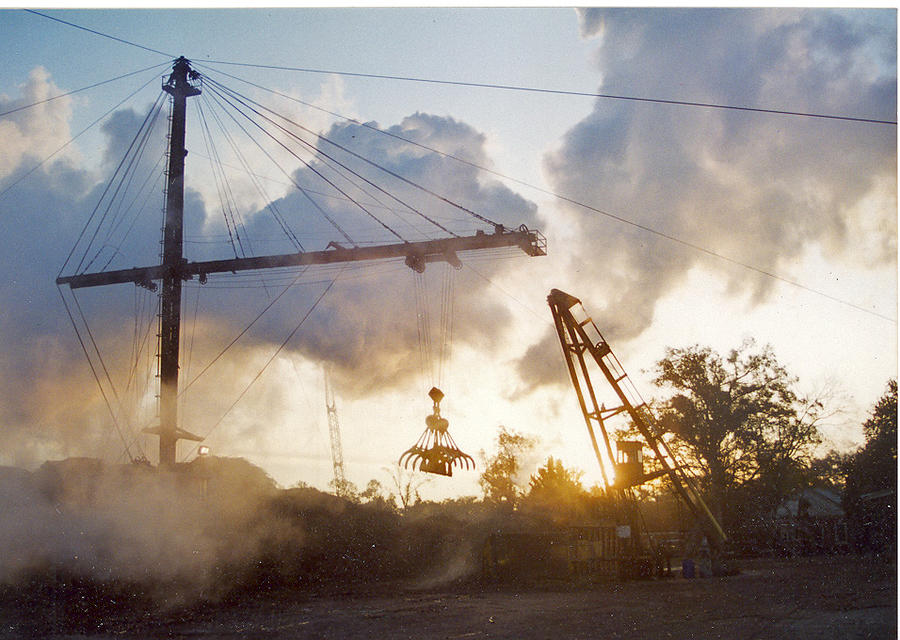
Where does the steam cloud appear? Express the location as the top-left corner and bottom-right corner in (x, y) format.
(515, 8), (897, 391)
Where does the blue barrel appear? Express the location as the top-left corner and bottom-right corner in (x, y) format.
(682, 559), (695, 578)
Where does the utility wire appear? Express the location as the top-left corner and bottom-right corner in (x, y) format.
(201, 59), (897, 126)
(15, 13), (887, 323)
(203, 66), (896, 324)
(0, 71), (161, 206)
(24, 9), (175, 59)
(0, 63), (169, 119)
(10, 27), (884, 321)
(21, 9), (893, 126)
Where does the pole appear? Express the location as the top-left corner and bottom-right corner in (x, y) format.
(159, 57), (200, 467)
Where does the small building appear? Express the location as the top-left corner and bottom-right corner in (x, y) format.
(775, 487), (848, 555)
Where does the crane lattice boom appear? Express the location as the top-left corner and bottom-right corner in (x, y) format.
(548, 288), (727, 548)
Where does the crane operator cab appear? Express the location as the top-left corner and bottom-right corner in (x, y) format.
(615, 440), (645, 489)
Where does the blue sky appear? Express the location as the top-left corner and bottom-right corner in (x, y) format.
(0, 8), (895, 497)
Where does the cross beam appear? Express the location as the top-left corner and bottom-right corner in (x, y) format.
(56, 226), (546, 290)
(57, 57), (546, 469)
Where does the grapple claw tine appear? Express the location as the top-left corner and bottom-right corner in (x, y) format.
(398, 390), (476, 477)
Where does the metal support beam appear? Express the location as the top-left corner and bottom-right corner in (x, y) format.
(56, 227), (546, 290)
(548, 288), (727, 548)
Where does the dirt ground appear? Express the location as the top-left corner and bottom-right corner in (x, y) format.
(2, 556), (895, 639)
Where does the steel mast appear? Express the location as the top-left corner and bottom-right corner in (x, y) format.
(56, 57), (546, 469)
(156, 56), (202, 467)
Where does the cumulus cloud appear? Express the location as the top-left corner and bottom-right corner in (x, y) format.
(516, 8), (896, 390)
(189, 111), (541, 396)
(0, 67), (76, 176)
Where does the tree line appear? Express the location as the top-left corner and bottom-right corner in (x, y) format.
(332, 340), (894, 556)
(464, 340), (895, 556)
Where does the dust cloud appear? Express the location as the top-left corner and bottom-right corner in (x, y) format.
(0, 456), (514, 608)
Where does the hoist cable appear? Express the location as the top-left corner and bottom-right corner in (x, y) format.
(413, 265), (456, 392)
(438, 263), (455, 389)
(414, 272), (433, 390)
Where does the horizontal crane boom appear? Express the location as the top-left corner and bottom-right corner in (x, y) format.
(57, 226), (546, 290)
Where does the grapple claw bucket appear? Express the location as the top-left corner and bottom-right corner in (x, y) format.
(399, 387), (475, 477)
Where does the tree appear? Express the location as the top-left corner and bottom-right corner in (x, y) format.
(359, 478), (399, 511)
(479, 426), (537, 507)
(523, 456), (591, 524)
(386, 463), (429, 510)
(844, 380), (897, 554)
(528, 456), (584, 495)
(651, 340), (825, 532)
(329, 477), (360, 502)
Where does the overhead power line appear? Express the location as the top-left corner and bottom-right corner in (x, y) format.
(0, 63), (169, 119)
(203, 66), (896, 324)
(13, 11), (892, 322)
(202, 59), (897, 126)
(21, 9), (895, 126)
(24, 9), (175, 59)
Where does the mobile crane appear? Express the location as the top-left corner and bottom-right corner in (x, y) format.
(548, 288), (727, 576)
